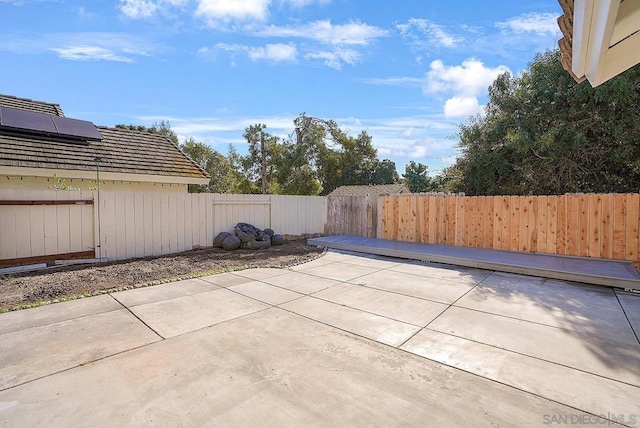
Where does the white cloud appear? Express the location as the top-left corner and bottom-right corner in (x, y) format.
(305, 47), (360, 70)
(357, 76), (423, 87)
(426, 58), (509, 96)
(0, 32), (156, 62)
(424, 58), (509, 117)
(496, 12), (560, 37)
(49, 45), (134, 62)
(212, 42), (297, 63)
(397, 18), (462, 49)
(443, 96), (480, 118)
(248, 43), (297, 61)
(256, 20), (388, 45)
(120, 0), (157, 18)
(195, 0), (271, 24)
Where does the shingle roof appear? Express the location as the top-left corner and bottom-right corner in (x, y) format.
(0, 94), (65, 117)
(0, 126), (209, 180)
(329, 184), (409, 197)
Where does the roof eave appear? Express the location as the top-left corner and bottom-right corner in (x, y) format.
(0, 165), (210, 185)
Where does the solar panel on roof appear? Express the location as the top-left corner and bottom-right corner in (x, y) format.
(0, 106), (102, 141)
(0, 106), (57, 134)
(51, 116), (102, 141)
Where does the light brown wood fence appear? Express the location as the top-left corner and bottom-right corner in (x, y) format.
(380, 194), (640, 261)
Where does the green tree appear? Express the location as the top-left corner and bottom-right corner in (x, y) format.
(180, 138), (243, 193)
(453, 49), (640, 195)
(402, 161), (431, 193)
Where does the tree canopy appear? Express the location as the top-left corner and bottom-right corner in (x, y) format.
(118, 115), (401, 195)
(451, 49), (640, 195)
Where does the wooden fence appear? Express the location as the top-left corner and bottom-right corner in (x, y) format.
(380, 194), (640, 262)
(0, 190), (327, 265)
(325, 196), (380, 238)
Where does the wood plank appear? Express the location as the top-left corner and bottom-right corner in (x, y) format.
(455, 196), (464, 247)
(501, 196), (510, 251)
(13, 190), (31, 258)
(546, 196), (557, 254)
(601, 194), (614, 259)
(589, 194), (602, 258)
(124, 192), (137, 259)
(509, 196), (520, 252)
(421, 196), (430, 243)
(492, 196), (501, 250)
(518, 196), (529, 252)
(29, 190), (46, 257)
(446, 196), (456, 245)
(612, 194), (626, 260)
(578, 194), (589, 257)
(0, 250), (95, 268)
(536, 196), (547, 254)
(626, 193), (639, 261)
(484, 196), (494, 250)
(428, 196), (438, 244)
(556, 195), (567, 255)
(529, 196), (537, 253)
(0, 200), (93, 205)
(462, 196), (470, 247)
(114, 191), (127, 260)
(566, 194), (580, 256)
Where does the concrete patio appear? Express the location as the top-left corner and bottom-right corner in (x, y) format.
(0, 250), (638, 427)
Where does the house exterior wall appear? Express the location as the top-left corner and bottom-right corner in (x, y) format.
(0, 175), (188, 193)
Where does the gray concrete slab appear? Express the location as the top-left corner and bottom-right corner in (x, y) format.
(228, 281), (302, 305)
(111, 278), (220, 307)
(309, 235), (640, 289)
(129, 288), (269, 338)
(287, 257), (337, 271)
(312, 282), (448, 326)
(262, 271), (341, 294)
(334, 254), (402, 269)
(351, 269), (475, 304)
(428, 306), (640, 386)
(199, 272), (254, 287)
(456, 274), (638, 345)
(390, 261), (491, 285)
(482, 272), (622, 310)
(280, 296), (419, 347)
(295, 261), (381, 282)
(401, 328), (640, 422)
(1, 308), (606, 428)
(0, 308), (160, 390)
(616, 290), (640, 342)
(0, 295), (121, 335)
(1, 251), (638, 427)
(233, 268), (290, 281)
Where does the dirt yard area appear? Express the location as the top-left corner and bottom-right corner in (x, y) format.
(0, 240), (323, 312)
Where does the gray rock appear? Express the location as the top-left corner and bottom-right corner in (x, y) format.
(263, 228), (275, 237)
(222, 235), (241, 251)
(234, 228), (254, 243)
(213, 232), (231, 248)
(271, 234), (284, 246)
(235, 222), (269, 242)
(240, 239), (271, 250)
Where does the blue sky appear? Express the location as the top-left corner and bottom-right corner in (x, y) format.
(1, 0), (561, 175)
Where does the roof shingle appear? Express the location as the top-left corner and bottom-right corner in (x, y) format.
(0, 126), (209, 180)
(0, 94), (65, 117)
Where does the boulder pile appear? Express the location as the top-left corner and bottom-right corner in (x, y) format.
(213, 222), (285, 251)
